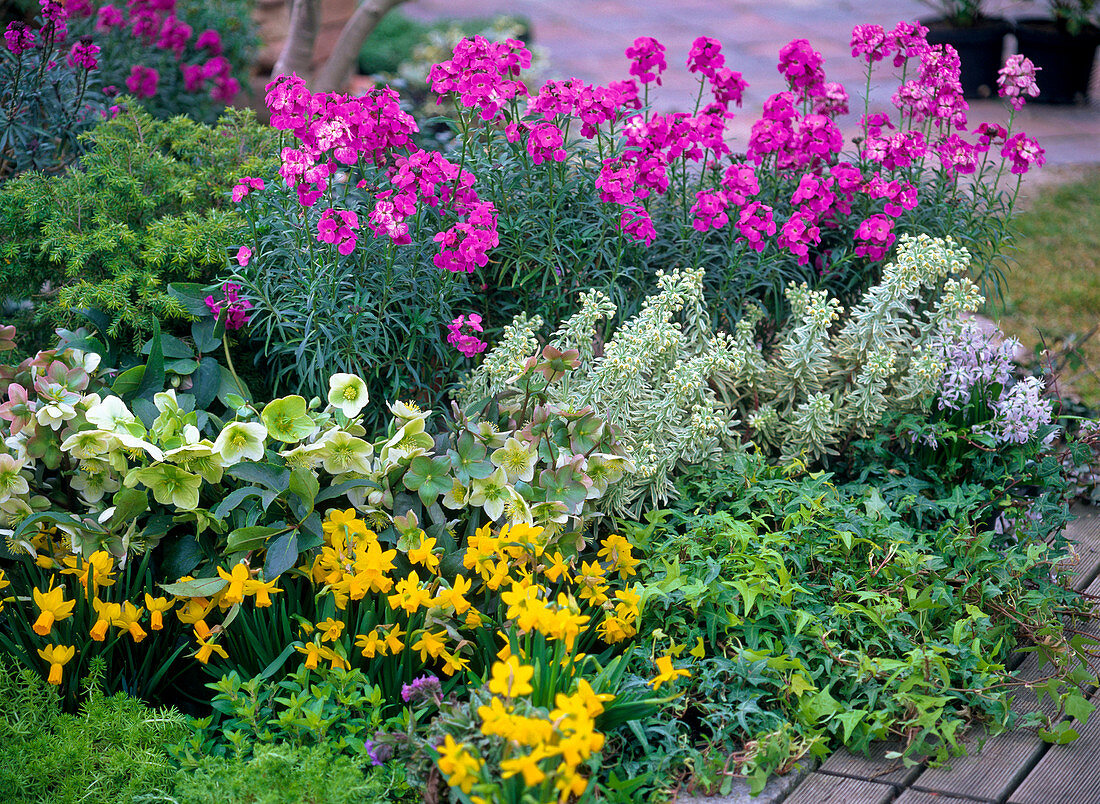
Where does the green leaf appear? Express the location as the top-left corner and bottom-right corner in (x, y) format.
(1065, 693), (1096, 724)
(142, 333), (194, 359)
(264, 531), (299, 579)
(160, 576), (228, 597)
(227, 525), (287, 554)
(226, 463), (290, 493)
(169, 282), (215, 316)
(162, 532), (202, 579)
(135, 319), (165, 399)
(112, 365), (146, 398)
(191, 357), (220, 409)
(288, 467), (319, 515)
(1039, 721), (1080, 744)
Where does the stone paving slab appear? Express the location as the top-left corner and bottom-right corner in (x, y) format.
(781, 772), (895, 804)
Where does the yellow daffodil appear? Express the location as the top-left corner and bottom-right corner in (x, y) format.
(501, 748), (548, 786)
(194, 634), (228, 664)
(115, 601), (147, 642)
(649, 654), (691, 690)
(32, 583), (75, 636)
(144, 594), (174, 630)
(59, 550), (116, 594)
(436, 735), (483, 795)
(89, 598), (121, 642)
(383, 624), (405, 654)
(243, 576), (281, 607)
(407, 536), (440, 573)
(488, 655), (534, 698)
(217, 562), (252, 606)
(355, 630), (385, 658)
(411, 628), (448, 662)
(297, 641), (323, 670)
(38, 644), (75, 685)
(317, 618), (344, 642)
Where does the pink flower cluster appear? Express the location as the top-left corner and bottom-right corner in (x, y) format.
(447, 314), (488, 358)
(86, 0), (240, 103)
(997, 54), (1041, 111)
(434, 202), (499, 273)
(317, 208), (360, 256)
(67, 36), (100, 70)
(204, 282), (252, 330)
(428, 35), (531, 122)
(231, 176), (265, 203)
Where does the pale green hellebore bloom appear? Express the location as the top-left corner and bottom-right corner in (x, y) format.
(213, 421), (268, 466)
(327, 373), (370, 419)
(0, 454), (30, 504)
(468, 466), (512, 521)
(164, 441), (223, 484)
(262, 395), (318, 443)
(85, 395), (139, 432)
(441, 478), (469, 510)
(60, 428), (113, 461)
(490, 437), (538, 484)
(317, 430), (374, 475)
(70, 462), (121, 503)
(107, 431), (166, 463)
(388, 400), (430, 424)
(380, 417), (434, 464)
(125, 464), (203, 510)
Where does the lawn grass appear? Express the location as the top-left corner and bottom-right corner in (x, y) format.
(993, 167), (1100, 405)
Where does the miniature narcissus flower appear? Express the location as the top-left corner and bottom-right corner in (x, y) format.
(649, 654), (691, 690)
(32, 583), (75, 636)
(38, 644), (75, 685)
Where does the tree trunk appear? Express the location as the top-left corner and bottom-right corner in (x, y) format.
(313, 0), (410, 92)
(272, 0), (321, 81)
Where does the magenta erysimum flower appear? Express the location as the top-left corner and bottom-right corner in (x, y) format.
(64, 0), (93, 17)
(850, 23), (889, 63)
(710, 67), (748, 108)
(4, 22), (36, 55)
(853, 214), (895, 261)
(66, 37), (99, 70)
(887, 20), (930, 66)
(95, 4), (123, 31)
(195, 28), (223, 55)
(721, 163), (760, 206)
(620, 204), (657, 246)
(317, 208), (360, 255)
(126, 65), (159, 99)
(625, 36), (666, 85)
(936, 133), (978, 176)
(811, 81), (849, 116)
(1000, 133), (1045, 175)
(777, 38), (825, 97)
(687, 36), (724, 79)
(447, 315), (488, 358)
(236, 246), (252, 267)
(997, 54), (1040, 110)
(181, 63), (205, 92)
(433, 202), (499, 273)
(735, 202), (776, 252)
(778, 212), (821, 265)
(690, 189), (729, 232)
(205, 283), (253, 330)
(156, 15), (192, 56)
(211, 74), (240, 102)
(527, 121), (566, 165)
(973, 122), (1007, 152)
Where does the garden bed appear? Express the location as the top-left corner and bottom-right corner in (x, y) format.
(1, 4), (1098, 803)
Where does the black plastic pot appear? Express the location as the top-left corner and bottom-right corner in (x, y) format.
(1014, 18), (1100, 104)
(924, 17), (1010, 99)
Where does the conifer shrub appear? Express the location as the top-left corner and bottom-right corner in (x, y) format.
(0, 102), (275, 348)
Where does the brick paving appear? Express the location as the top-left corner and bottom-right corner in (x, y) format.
(403, 0), (1100, 177)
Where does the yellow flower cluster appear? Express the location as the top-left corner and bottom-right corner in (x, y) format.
(283, 510), (642, 679)
(20, 539), (177, 685)
(437, 657), (614, 803)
